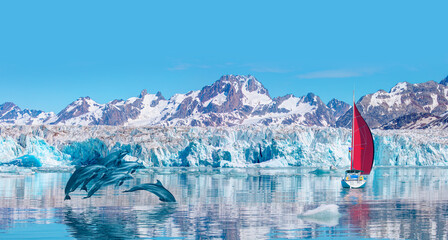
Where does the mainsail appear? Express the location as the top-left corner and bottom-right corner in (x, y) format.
(351, 103), (374, 175)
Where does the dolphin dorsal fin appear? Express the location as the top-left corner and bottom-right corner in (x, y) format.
(155, 180), (163, 186)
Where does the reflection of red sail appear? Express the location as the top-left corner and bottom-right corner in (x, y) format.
(351, 103), (374, 175)
(345, 190), (371, 229)
(349, 203), (370, 228)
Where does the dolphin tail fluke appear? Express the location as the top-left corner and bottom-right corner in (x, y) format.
(81, 185), (88, 192)
(64, 195), (71, 200)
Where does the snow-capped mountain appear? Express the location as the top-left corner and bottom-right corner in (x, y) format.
(327, 99), (350, 120)
(4, 74), (448, 129)
(337, 76), (448, 129)
(0, 75), (348, 127)
(0, 102), (55, 125)
(51, 97), (104, 125)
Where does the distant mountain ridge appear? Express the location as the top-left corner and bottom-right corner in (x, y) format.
(0, 75), (349, 127)
(337, 75), (448, 130)
(2, 74), (448, 129)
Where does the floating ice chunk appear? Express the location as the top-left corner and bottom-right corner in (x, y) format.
(309, 166), (337, 175)
(299, 204), (341, 227)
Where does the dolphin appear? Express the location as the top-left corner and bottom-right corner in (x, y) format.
(84, 173), (134, 199)
(79, 167), (109, 192)
(99, 150), (129, 168)
(114, 161), (145, 174)
(80, 163), (136, 192)
(65, 166), (91, 200)
(64, 165), (107, 200)
(123, 180), (176, 202)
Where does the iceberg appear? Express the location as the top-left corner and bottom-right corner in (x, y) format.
(298, 204), (341, 227)
(308, 166), (337, 175)
(0, 125), (447, 168)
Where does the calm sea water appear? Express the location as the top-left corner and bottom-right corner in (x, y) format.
(0, 167), (447, 239)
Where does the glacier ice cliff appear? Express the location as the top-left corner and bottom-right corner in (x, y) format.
(0, 125), (447, 168)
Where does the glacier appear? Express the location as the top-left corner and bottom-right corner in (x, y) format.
(0, 125), (447, 168)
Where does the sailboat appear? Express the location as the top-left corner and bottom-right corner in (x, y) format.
(341, 100), (374, 189)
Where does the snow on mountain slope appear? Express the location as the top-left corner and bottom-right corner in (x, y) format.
(246, 92), (339, 127)
(1, 125), (448, 168)
(0, 75), (348, 127)
(337, 78), (448, 128)
(50, 97), (105, 125)
(125, 91), (168, 126)
(15, 74), (448, 129)
(0, 102), (55, 125)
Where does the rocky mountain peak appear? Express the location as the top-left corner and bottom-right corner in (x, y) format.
(21, 109), (45, 118)
(54, 96), (103, 125)
(139, 89), (148, 98)
(440, 75), (448, 86)
(390, 82), (410, 94)
(303, 93), (321, 105)
(0, 102), (20, 113)
(218, 74), (252, 83)
(0, 102), (21, 120)
(327, 99), (351, 120)
(0, 102), (54, 125)
(273, 94), (294, 103)
(216, 75), (269, 95)
(327, 98), (348, 108)
(155, 91), (165, 100)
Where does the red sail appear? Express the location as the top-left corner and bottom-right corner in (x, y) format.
(351, 103), (374, 175)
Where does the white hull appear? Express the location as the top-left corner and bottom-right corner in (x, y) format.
(341, 178), (366, 188)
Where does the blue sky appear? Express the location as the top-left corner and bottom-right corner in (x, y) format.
(1, 0), (447, 113)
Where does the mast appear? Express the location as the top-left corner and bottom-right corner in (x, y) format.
(351, 90), (355, 170)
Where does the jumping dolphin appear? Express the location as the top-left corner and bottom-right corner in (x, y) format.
(79, 167), (109, 192)
(123, 180), (176, 202)
(64, 165), (107, 200)
(114, 161), (145, 174)
(99, 150), (129, 168)
(84, 173), (134, 199)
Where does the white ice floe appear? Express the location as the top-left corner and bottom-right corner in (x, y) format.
(298, 204), (341, 227)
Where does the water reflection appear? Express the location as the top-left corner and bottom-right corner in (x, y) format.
(63, 204), (177, 240)
(0, 167), (446, 239)
(64, 207), (138, 239)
